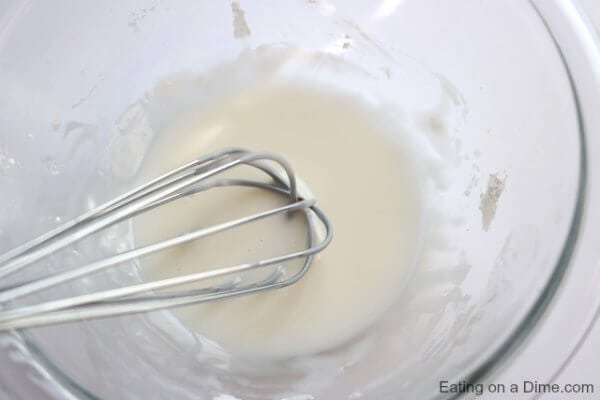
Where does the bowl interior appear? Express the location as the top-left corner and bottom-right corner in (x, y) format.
(0, 1), (582, 399)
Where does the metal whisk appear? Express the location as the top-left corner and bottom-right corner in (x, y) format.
(0, 148), (332, 331)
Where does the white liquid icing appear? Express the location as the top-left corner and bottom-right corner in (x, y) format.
(134, 80), (425, 359)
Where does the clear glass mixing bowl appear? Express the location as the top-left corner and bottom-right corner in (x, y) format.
(1, 1), (599, 399)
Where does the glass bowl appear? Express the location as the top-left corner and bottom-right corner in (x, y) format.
(0, 1), (599, 399)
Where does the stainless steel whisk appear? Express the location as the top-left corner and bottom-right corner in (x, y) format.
(0, 148), (332, 331)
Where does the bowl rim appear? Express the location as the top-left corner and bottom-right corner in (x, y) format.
(434, 0), (595, 398)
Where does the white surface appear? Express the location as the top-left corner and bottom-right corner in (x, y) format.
(544, 319), (600, 399)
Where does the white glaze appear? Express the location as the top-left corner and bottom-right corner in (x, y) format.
(134, 80), (425, 359)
